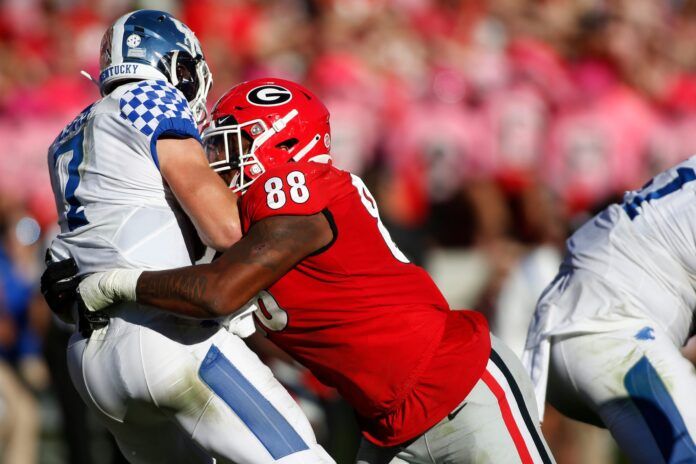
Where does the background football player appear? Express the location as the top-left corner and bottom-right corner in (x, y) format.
(45, 10), (331, 464)
(523, 158), (696, 462)
(71, 77), (556, 464)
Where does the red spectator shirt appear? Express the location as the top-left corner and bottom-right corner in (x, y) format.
(240, 161), (491, 446)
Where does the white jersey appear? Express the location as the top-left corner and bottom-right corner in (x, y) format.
(47, 79), (201, 275)
(542, 155), (696, 345)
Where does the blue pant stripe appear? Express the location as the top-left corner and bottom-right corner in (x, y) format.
(199, 345), (309, 459)
(624, 356), (696, 463)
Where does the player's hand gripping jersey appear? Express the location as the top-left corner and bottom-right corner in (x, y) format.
(48, 79), (201, 274)
(240, 160), (491, 446)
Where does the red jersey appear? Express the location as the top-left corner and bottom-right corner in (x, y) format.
(240, 161), (490, 446)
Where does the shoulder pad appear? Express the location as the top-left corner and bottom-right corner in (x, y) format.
(119, 80), (195, 137)
(51, 103), (96, 151)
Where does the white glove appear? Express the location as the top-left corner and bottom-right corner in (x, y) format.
(78, 269), (142, 312)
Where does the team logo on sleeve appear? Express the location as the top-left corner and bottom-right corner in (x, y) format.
(246, 85), (293, 106)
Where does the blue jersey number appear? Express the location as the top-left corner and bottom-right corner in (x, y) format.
(623, 167), (696, 220)
(53, 130), (88, 231)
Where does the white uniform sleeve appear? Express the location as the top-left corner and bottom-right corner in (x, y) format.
(118, 79), (200, 169)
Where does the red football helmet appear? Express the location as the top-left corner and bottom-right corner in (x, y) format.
(202, 78), (331, 192)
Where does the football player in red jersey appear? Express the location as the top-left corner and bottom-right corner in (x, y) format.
(65, 78), (554, 463)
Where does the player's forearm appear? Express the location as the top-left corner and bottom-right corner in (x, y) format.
(135, 261), (258, 318)
(79, 261), (265, 318)
(158, 137), (242, 251)
(78, 214), (332, 316)
(136, 267), (218, 318)
(172, 170), (242, 251)
(186, 182), (242, 251)
(135, 214), (332, 317)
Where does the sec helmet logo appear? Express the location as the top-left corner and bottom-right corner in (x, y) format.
(246, 85), (293, 106)
(126, 33), (142, 48)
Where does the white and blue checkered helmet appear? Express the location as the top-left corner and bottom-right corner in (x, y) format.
(99, 10), (212, 123)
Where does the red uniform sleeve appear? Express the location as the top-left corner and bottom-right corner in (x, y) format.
(241, 162), (335, 230)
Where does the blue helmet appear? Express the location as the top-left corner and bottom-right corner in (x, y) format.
(98, 10), (212, 123)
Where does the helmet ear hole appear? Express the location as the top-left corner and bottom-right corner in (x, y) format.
(276, 138), (299, 152)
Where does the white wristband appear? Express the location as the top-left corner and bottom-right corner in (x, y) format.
(221, 303), (257, 338)
(79, 269), (143, 312)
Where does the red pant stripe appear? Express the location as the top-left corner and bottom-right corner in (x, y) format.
(481, 369), (534, 464)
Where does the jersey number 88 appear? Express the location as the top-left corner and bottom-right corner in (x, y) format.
(264, 171), (310, 209)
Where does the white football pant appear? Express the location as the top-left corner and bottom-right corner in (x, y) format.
(67, 303), (334, 464)
(547, 324), (696, 464)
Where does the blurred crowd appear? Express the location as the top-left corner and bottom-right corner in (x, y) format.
(2, 0), (696, 462)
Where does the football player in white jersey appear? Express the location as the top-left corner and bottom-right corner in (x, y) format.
(45, 10), (332, 464)
(523, 156), (696, 463)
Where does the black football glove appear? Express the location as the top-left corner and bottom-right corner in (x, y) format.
(40, 251), (80, 323)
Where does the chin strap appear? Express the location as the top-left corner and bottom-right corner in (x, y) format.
(80, 70), (99, 89)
